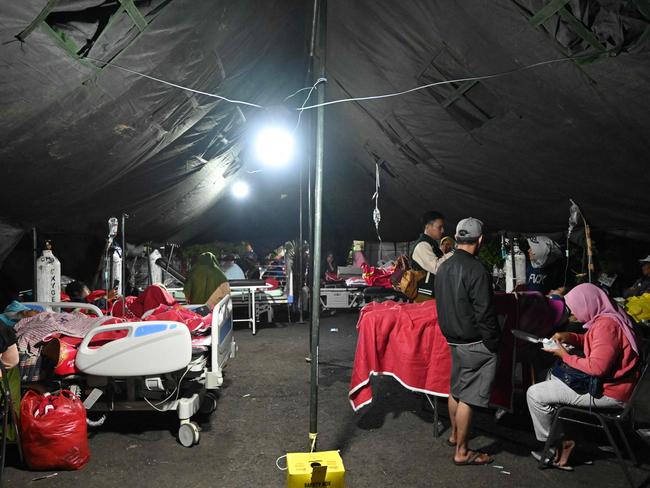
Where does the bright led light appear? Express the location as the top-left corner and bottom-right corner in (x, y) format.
(232, 181), (250, 199)
(254, 127), (295, 166)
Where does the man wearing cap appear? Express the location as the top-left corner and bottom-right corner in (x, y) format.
(434, 217), (500, 466)
(623, 255), (650, 298)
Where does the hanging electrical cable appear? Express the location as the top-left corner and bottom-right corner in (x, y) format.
(84, 56), (264, 108)
(81, 52), (602, 113)
(293, 77), (327, 132)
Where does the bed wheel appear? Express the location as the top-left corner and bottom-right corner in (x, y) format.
(178, 421), (200, 447)
(86, 413), (107, 428)
(199, 392), (218, 415)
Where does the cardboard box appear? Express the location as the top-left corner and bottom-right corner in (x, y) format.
(287, 450), (345, 488)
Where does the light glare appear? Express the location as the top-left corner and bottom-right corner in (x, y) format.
(254, 127), (295, 166)
(232, 181), (250, 199)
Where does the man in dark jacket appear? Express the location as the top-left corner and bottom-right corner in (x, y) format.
(411, 211), (448, 302)
(435, 217), (500, 466)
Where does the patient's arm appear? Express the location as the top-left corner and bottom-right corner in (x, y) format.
(1, 344), (19, 370)
(207, 282), (231, 307)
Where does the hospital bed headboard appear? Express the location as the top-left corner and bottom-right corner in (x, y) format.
(22, 301), (104, 317)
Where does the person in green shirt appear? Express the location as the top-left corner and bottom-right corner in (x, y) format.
(184, 252), (230, 306)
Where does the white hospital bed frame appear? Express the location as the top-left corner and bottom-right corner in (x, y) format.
(22, 301), (104, 316)
(230, 283), (272, 335)
(319, 287), (366, 311)
(26, 295), (235, 447)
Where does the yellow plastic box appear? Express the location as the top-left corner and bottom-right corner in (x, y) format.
(286, 450), (345, 488)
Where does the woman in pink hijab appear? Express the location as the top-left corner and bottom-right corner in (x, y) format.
(527, 283), (640, 470)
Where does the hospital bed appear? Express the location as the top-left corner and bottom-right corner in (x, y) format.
(23, 301), (104, 316)
(320, 286), (366, 311)
(319, 264), (402, 311)
(20, 295), (235, 447)
(229, 279), (273, 335)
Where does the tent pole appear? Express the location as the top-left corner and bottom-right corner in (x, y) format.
(309, 0), (326, 450)
(121, 213), (129, 310)
(32, 227), (38, 301)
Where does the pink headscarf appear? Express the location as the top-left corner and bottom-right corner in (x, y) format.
(565, 283), (638, 354)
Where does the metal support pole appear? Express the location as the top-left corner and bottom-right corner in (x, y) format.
(433, 396), (439, 438)
(298, 152), (304, 323)
(585, 224), (593, 283)
(298, 1), (317, 326)
(308, 0), (326, 450)
(146, 244), (153, 287)
(32, 227), (38, 301)
(121, 213), (129, 310)
(510, 237), (517, 291)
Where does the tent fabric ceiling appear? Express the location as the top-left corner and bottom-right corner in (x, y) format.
(322, 0), (650, 242)
(0, 0), (307, 243)
(0, 0), (649, 248)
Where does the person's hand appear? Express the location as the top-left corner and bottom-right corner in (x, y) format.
(551, 331), (573, 344)
(20, 310), (39, 319)
(107, 288), (119, 300)
(548, 287), (567, 296)
(543, 341), (568, 358)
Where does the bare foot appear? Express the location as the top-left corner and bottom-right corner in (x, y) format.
(555, 440), (575, 468)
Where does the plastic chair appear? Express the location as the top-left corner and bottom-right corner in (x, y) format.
(539, 363), (650, 487)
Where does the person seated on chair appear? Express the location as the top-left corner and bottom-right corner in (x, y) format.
(526, 283), (640, 470)
(184, 252), (230, 307)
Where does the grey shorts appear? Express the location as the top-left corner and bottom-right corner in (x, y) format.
(449, 342), (497, 408)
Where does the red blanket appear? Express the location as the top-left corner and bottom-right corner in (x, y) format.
(349, 300), (451, 411)
(349, 293), (562, 412)
(111, 284), (177, 318)
(349, 297), (520, 412)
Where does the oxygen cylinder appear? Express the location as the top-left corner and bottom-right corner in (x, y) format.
(504, 239), (527, 293)
(36, 249), (61, 302)
(148, 249), (163, 285)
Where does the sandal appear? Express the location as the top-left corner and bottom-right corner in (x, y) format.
(454, 451), (494, 466)
(553, 440), (575, 471)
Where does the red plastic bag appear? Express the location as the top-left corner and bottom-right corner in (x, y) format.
(20, 390), (90, 470)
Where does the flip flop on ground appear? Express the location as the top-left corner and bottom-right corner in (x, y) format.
(453, 451), (494, 466)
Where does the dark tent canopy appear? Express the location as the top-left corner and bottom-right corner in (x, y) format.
(1, 0), (649, 247)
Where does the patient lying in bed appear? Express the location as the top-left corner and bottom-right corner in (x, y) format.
(14, 303), (212, 377)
